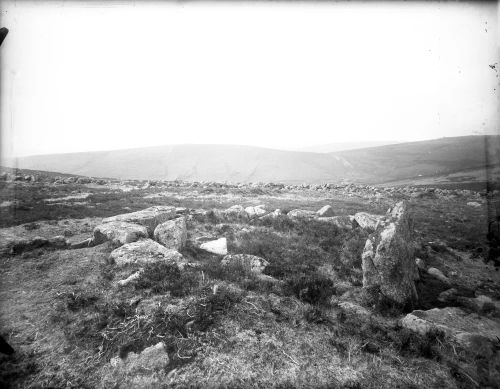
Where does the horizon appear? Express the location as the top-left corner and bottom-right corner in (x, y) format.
(1, 1), (498, 160)
(5, 133), (498, 160)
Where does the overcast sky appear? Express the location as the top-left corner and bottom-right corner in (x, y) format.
(0, 1), (498, 158)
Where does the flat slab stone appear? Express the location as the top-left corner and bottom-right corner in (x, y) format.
(103, 206), (177, 235)
(200, 238), (227, 255)
(93, 221), (149, 246)
(353, 212), (384, 231)
(110, 239), (184, 267)
(287, 209), (317, 219)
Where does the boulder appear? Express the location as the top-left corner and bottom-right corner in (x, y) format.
(400, 307), (500, 353)
(317, 205), (335, 217)
(259, 209), (283, 220)
(154, 217), (187, 251)
(221, 254), (269, 273)
(92, 222), (149, 246)
(361, 201), (418, 306)
(223, 205), (248, 219)
(110, 239), (184, 267)
(102, 206), (177, 235)
(353, 212), (384, 231)
(245, 205), (267, 218)
(200, 238), (227, 255)
(457, 295), (496, 314)
(287, 209), (317, 219)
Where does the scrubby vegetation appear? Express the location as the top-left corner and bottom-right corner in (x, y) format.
(0, 172), (498, 388)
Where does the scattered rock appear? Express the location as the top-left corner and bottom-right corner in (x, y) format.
(200, 238), (228, 255)
(110, 239), (185, 267)
(317, 216), (353, 229)
(353, 212), (384, 231)
(221, 254), (269, 273)
(117, 271), (143, 287)
(427, 267), (451, 285)
(223, 205), (248, 219)
(400, 307), (500, 353)
(102, 206), (177, 235)
(287, 209), (317, 219)
(317, 205), (335, 217)
(92, 222), (149, 246)
(104, 342), (169, 388)
(154, 217), (187, 251)
(361, 201), (418, 306)
(438, 288), (459, 304)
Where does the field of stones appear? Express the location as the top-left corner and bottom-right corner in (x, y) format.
(0, 169), (499, 388)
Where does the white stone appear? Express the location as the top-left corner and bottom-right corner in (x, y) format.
(200, 238), (227, 255)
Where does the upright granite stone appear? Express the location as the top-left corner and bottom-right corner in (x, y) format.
(361, 201), (418, 306)
(102, 206), (177, 236)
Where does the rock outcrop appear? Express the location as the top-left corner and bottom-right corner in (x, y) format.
(401, 307), (500, 353)
(110, 239), (185, 267)
(154, 217), (187, 251)
(361, 201), (418, 306)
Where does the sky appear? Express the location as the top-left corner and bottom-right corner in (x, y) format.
(0, 1), (498, 159)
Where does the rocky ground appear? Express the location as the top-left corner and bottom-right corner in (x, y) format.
(0, 169), (499, 388)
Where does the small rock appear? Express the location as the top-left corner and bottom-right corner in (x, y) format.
(427, 267), (451, 285)
(437, 288), (458, 304)
(117, 271), (143, 287)
(415, 257), (426, 270)
(221, 254), (269, 273)
(200, 238), (227, 255)
(353, 212), (384, 231)
(467, 202), (481, 207)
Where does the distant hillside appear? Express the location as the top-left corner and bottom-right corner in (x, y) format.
(6, 136), (500, 185)
(296, 141), (399, 153)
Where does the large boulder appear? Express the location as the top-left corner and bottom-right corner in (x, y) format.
(401, 307), (500, 353)
(361, 201), (418, 306)
(221, 254), (269, 273)
(102, 206), (177, 235)
(110, 239), (184, 267)
(92, 222), (149, 246)
(200, 238), (227, 255)
(353, 212), (384, 232)
(153, 217), (187, 251)
(317, 205), (335, 217)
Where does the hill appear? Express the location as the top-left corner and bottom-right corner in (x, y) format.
(6, 135), (499, 185)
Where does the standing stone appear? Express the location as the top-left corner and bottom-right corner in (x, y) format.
(361, 201), (418, 306)
(154, 217), (187, 251)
